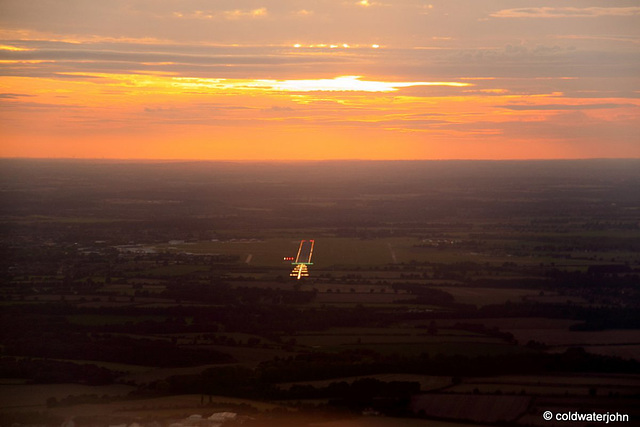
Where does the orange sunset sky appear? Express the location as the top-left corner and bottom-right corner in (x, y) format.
(1, 0), (639, 160)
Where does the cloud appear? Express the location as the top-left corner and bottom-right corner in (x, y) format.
(224, 8), (268, 20)
(0, 100), (83, 111)
(0, 41), (359, 79)
(293, 9), (313, 17)
(1, 36), (638, 93)
(354, 0), (389, 8)
(493, 111), (640, 151)
(264, 106), (295, 112)
(163, 75), (470, 93)
(172, 8), (268, 21)
(0, 44), (32, 51)
(0, 92), (33, 99)
(0, 47), (345, 67)
(496, 103), (637, 111)
(557, 35), (640, 45)
(491, 7), (640, 19)
(259, 76), (470, 92)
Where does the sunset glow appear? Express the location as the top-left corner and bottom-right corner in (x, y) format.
(0, 1), (638, 160)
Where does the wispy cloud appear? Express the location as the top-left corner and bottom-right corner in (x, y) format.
(0, 44), (33, 51)
(496, 103), (637, 111)
(254, 76), (471, 92)
(0, 92), (33, 99)
(491, 7), (640, 19)
(163, 75), (471, 93)
(172, 8), (268, 21)
(224, 8), (268, 20)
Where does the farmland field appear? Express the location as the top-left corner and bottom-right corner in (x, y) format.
(432, 286), (544, 306)
(410, 394), (531, 423)
(309, 417), (476, 427)
(278, 373), (452, 392)
(303, 335), (504, 347)
(334, 341), (527, 358)
(156, 238), (399, 267)
(0, 384), (135, 409)
(1, 159), (639, 426)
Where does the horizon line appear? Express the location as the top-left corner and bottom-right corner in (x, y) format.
(2, 156), (639, 163)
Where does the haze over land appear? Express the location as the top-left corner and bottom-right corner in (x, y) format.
(1, 159), (639, 426)
(1, 0), (639, 160)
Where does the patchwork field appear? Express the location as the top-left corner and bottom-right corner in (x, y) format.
(432, 286), (545, 306)
(286, 327), (501, 349)
(157, 238), (399, 267)
(2, 159), (638, 426)
(278, 374), (452, 392)
(411, 394), (531, 423)
(309, 417), (477, 427)
(0, 383), (135, 409)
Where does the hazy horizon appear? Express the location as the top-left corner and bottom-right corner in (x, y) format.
(2, 156), (640, 163)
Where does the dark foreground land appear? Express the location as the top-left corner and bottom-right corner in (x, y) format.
(1, 159), (639, 426)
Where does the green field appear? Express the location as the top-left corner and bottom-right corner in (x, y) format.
(133, 264), (210, 276)
(155, 237), (397, 267)
(157, 239), (301, 265)
(279, 373), (452, 392)
(155, 237), (501, 267)
(67, 314), (166, 326)
(449, 373), (640, 396)
(153, 234), (637, 269)
(288, 334), (501, 348)
(434, 286), (543, 306)
(325, 341), (527, 358)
